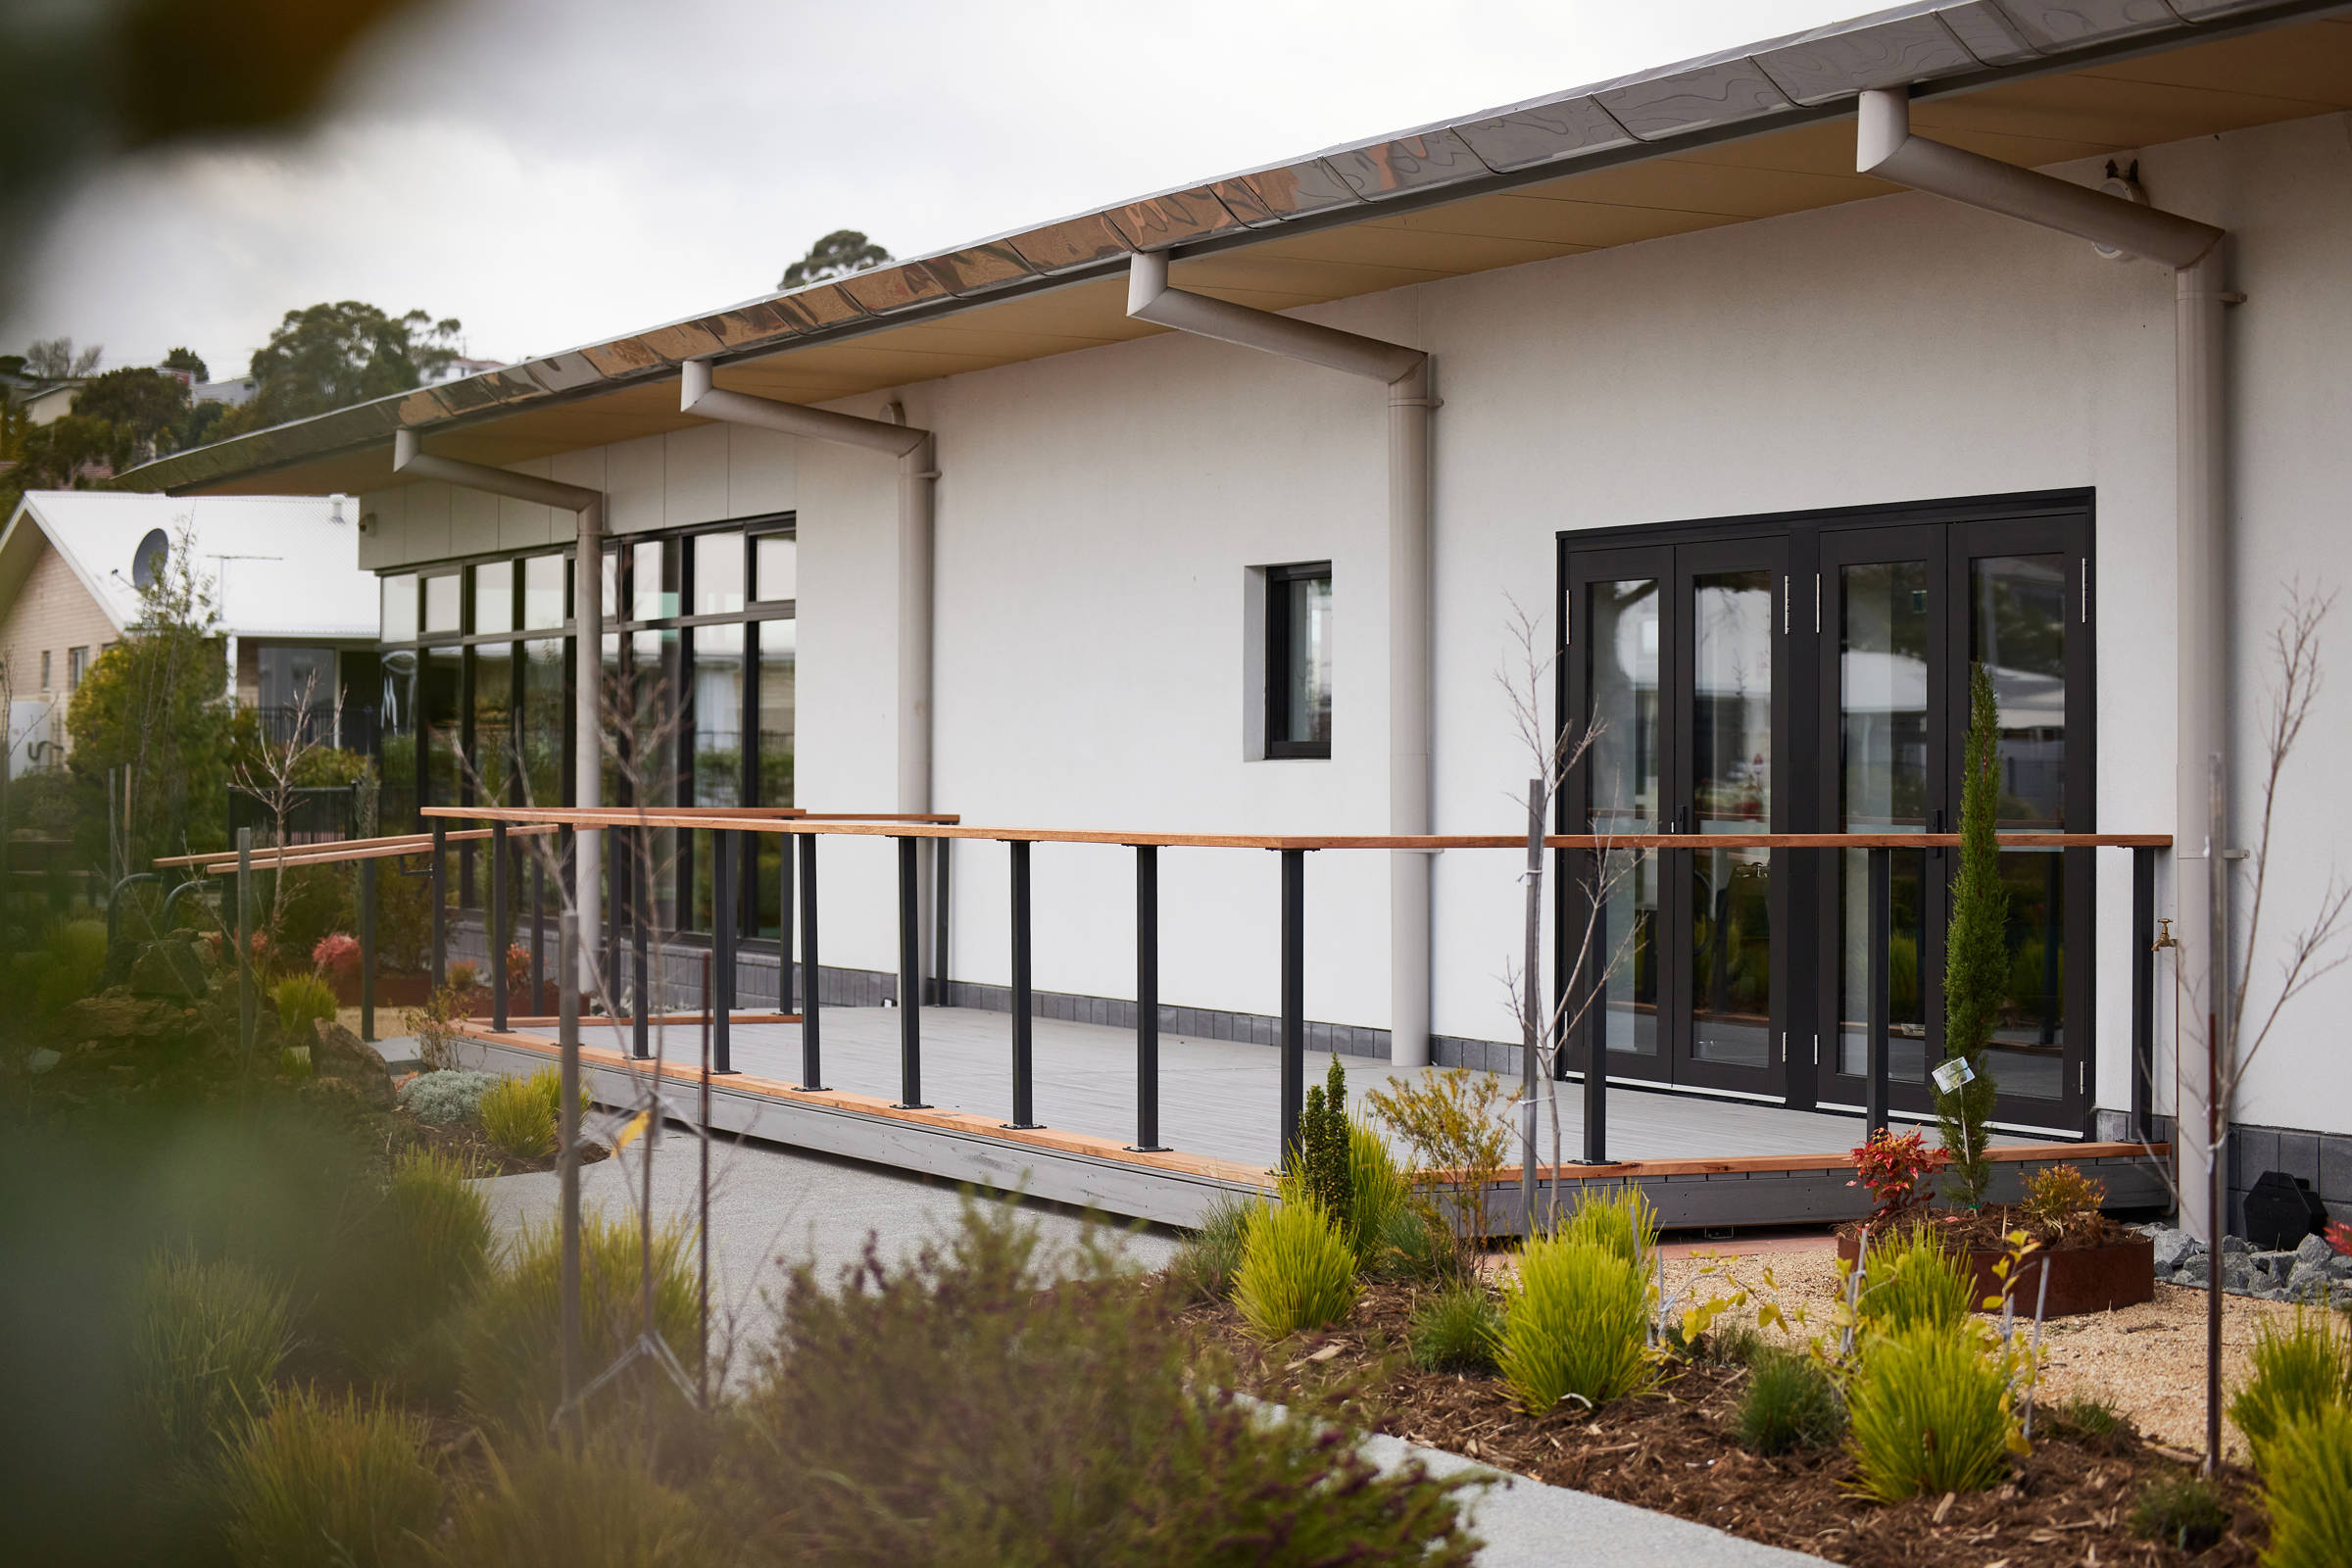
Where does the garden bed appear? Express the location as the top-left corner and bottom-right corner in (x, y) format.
(1182, 1278), (2271, 1567)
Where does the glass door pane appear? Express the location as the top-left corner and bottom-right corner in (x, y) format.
(1837, 560), (1931, 1086)
(1971, 553), (2070, 1102)
(1689, 570), (1774, 1070)
(1587, 577), (1661, 1061)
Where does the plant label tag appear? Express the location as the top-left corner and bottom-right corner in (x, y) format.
(1932, 1057), (1976, 1095)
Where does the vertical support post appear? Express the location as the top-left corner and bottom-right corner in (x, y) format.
(429, 817), (447, 992)
(1007, 839), (1037, 1128)
(1131, 844), (1165, 1151)
(1867, 844), (1891, 1137)
(530, 851), (545, 1015)
(605, 815), (622, 1015)
(698, 947), (711, 1408)
(777, 824), (796, 1019)
(1280, 847), (1305, 1163)
(1521, 779), (1542, 1229)
(236, 828), (255, 1059)
(712, 830), (737, 1075)
(556, 911), (582, 1427)
(1583, 865), (1608, 1165)
(798, 831), (825, 1090)
(934, 834), (951, 1006)
(2132, 844), (2157, 1144)
(491, 818), (509, 1032)
(895, 835), (928, 1107)
(359, 855), (377, 1044)
(631, 825), (650, 1060)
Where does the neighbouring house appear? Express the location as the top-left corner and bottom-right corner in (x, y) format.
(120, 2), (2352, 1237)
(0, 491), (381, 776)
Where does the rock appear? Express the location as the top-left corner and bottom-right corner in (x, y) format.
(2175, 1255), (2210, 1285)
(2222, 1257), (2254, 1292)
(2287, 1261), (2332, 1300)
(310, 1019), (393, 1109)
(2221, 1234), (2252, 1256)
(2296, 1232), (2335, 1267)
(126, 938), (209, 1000)
(25, 1048), (61, 1075)
(2254, 1250), (2299, 1279)
(2328, 1252), (2352, 1280)
(2152, 1228), (2199, 1273)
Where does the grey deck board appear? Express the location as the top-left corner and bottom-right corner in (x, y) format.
(550, 1004), (1866, 1172)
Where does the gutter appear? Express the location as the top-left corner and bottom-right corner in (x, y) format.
(1854, 87), (2227, 1237)
(392, 431), (607, 991)
(1126, 252), (1435, 1071)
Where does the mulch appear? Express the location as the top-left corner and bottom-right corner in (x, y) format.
(1182, 1279), (2269, 1568)
(389, 1105), (611, 1178)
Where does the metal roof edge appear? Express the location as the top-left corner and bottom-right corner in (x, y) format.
(120, 0), (2352, 496)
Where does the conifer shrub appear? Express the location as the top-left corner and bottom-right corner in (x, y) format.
(1233, 1184), (1357, 1341)
(218, 1386), (440, 1568)
(1296, 1054), (1353, 1238)
(1855, 1228), (1972, 1335)
(1845, 1323), (2015, 1501)
(1937, 662), (2006, 1206)
(2230, 1310), (2352, 1459)
(1409, 1281), (1501, 1374)
(2130, 1470), (2231, 1552)
(723, 1200), (1479, 1567)
(1168, 1194), (1255, 1304)
(1494, 1234), (1652, 1415)
(2260, 1403), (2352, 1568)
(1735, 1348), (1844, 1454)
(447, 1440), (713, 1568)
(129, 1252), (293, 1456)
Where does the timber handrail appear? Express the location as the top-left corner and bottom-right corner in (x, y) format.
(420, 806), (2169, 852)
(155, 823), (564, 873)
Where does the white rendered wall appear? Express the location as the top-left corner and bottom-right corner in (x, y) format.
(352, 109), (2352, 1137)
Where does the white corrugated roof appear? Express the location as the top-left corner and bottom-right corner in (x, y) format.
(1, 490), (377, 641)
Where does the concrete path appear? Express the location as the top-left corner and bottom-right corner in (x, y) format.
(477, 1138), (1829, 1566)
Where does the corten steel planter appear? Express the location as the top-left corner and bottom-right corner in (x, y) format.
(1838, 1228), (2155, 1318)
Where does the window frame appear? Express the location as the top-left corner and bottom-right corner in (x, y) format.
(1263, 561), (1333, 760)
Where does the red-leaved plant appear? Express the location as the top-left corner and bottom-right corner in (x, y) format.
(2328, 1220), (2352, 1257)
(505, 943), (530, 997)
(313, 931), (361, 979)
(1848, 1128), (1948, 1224)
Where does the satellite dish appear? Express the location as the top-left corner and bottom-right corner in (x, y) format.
(131, 528), (169, 590)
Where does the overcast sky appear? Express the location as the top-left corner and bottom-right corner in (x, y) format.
(7, 0), (1858, 379)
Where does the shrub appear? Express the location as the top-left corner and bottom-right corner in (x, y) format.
(2261, 1403), (2352, 1568)
(1558, 1183), (1655, 1273)
(505, 942), (532, 1000)
(312, 931), (361, 979)
(2230, 1310), (2352, 1458)
(1409, 1282), (1500, 1374)
(1168, 1195), (1254, 1304)
(1494, 1235), (1652, 1416)
(2130, 1469), (2231, 1551)
(1364, 1068), (1513, 1276)
(1937, 662), (2006, 1208)
(130, 1253), (293, 1455)
(459, 1206), (700, 1433)
(1296, 1054), (1352, 1236)
(1856, 1228), (1972, 1335)
(410, 979), (473, 1072)
(1846, 1323), (2015, 1501)
(271, 972), (338, 1038)
(479, 1071), (560, 1160)
(1848, 1127), (1947, 1224)
(398, 1068), (497, 1126)
(1346, 1119), (1412, 1275)
(271, 864), (350, 960)
(447, 1440), (712, 1568)
(1232, 1187), (1357, 1341)
(218, 1386), (440, 1568)
(1379, 1200), (1450, 1283)
(35, 917), (109, 1013)
(384, 1147), (491, 1323)
(2021, 1163), (2107, 1228)
(724, 1199), (1480, 1567)
(2049, 1392), (2132, 1450)
(1736, 1348), (1844, 1455)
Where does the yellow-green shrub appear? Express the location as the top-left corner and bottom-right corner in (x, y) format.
(446, 1440), (713, 1567)
(218, 1386), (440, 1568)
(2231, 1311), (2352, 1460)
(129, 1253), (292, 1456)
(1232, 1188), (1356, 1341)
(271, 972), (338, 1039)
(1856, 1228), (1972, 1334)
(2262, 1403), (2352, 1568)
(1558, 1184), (1655, 1272)
(1345, 1120), (1411, 1273)
(478, 1074), (558, 1160)
(1495, 1235), (1652, 1415)
(1846, 1323), (2015, 1500)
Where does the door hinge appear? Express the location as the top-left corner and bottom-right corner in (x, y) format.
(1811, 1033), (1820, 1066)
(1779, 1030), (1786, 1063)
(2079, 1061), (2086, 1096)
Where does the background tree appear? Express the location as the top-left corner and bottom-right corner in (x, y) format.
(64, 523), (231, 868)
(234, 301), (463, 427)
(22, 337), (102, 379)
(160, 347), (209, 380)
(71, 367), (192, 461)
(779, 229), (891, 290)
(1936, 662), (2005, 1207)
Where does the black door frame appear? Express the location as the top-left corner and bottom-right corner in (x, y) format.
(1557, 489), (2096, 1135)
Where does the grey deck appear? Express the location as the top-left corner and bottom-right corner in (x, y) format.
(543, 1004), (1867, 1172)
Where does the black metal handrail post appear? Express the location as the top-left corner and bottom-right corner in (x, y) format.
(712, 830), (737, 1075)
(605, 822), (622, 1017)
(429, 818), (447, 992)
(236, 829), (255, 1058)
(1583, 869), (1608, 1164)
(895, 835), (929, 1108)
(2132, 843), (2157, 1143)
(1131, 844), (1166, 1152)
(491, 819), (509, 1031)
(934, 837), (951, 1006)
(1279, 847), (1305, 1163)
(798, 831), (826, 1091)
(631, 825), (650, 1060)
(359, 856), (377, 1044)
(1006, 840), (1038, 1128)
(1866, 844), (1890, 1136)
(777, 826), (796, 1019)
(530, 850), (545, 1015)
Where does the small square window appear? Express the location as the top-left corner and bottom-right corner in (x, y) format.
(380, 573), (418, 642)
(521, 554), (565, 629)
(754, 532), (797, 603)
(421, 572), (462, 636)
(633, 539), (678, 621)
(693, 530), (745, 615)
(472, 560), (514, 636)
(1265, 563), (1332, 760)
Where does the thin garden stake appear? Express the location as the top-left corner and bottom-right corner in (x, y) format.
(557, 911), (582, 1435)
(699, 948), (712, 1408)
(2021, 1255), (2053, 1440)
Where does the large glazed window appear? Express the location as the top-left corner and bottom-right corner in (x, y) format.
(1587, 577), (1660, 1060)
(1838, 561), (1931, 1084)
(1690, 570), (1773, 1070)
(1265, 563), (1332, 760)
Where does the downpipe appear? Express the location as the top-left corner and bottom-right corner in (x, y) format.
(1127, 251), (1435, 1067)
(1856, 87), (2228, 1237)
